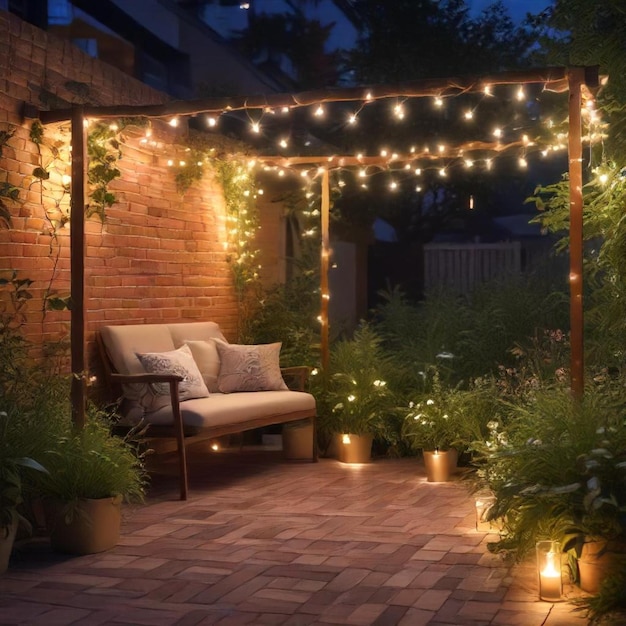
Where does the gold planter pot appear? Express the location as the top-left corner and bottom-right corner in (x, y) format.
(45, 495), (122, 555)
(423, 449), (458, 482)
(578, 539), (625, 594)
(337, 434), (374, 464)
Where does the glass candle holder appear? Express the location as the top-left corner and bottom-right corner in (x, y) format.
(536, 540), (562, 601)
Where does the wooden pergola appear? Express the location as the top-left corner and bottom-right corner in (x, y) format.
(37, 66), (599, 426)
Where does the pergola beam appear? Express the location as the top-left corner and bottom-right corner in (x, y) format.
(39, 67), (573, 125)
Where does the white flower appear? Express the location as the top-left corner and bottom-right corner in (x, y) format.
(347, 394), (356, 402)
(373, 379), (386, 387)
(426, 399), (434, 406)
(408, 401), (415, 409)
(333, 402), (344, 411)
(590, 448), (612, 458)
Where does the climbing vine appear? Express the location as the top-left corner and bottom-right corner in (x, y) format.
(85, 120), (123, 221)
(172, 134), (261, 306)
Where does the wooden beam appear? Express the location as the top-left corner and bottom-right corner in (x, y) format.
(567, 67), (587, 399)
(39, 67), (571, 124)
(70, 105), (87, 428)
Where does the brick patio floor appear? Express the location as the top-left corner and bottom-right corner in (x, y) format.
(1, 445), (591, 625)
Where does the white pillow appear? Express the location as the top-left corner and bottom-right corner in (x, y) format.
(136, 344), (210, 412)
(185, 339), (221, 393)
(215, 341), (288, 393)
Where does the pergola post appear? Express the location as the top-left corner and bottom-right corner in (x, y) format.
(320, 168), (330, 371)
(567, 67), (587, 399)
(70, 105), (87, 428)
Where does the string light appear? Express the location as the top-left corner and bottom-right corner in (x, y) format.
(434, 96), (444, 108)
(314, 105), (325, 117)
(169, 117), (179, 127)
(251, 121), (261, 133)
(207, 116), (218, 127)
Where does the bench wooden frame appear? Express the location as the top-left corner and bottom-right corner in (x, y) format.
(97, 332), (317, 500)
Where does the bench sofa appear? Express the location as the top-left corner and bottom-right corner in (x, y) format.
(97, 321), (317, 500)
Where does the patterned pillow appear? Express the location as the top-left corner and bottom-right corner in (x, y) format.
(215, 341), (288, 393)
(136, 344), (210, 412)
(185, 339), (221, 393)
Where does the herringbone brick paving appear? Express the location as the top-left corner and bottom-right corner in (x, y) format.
(1, 446), (589, 625)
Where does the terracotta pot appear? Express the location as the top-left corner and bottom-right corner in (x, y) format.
(0, 519), (18, 574)
(46, 496), (122, 555)
(337, 434), (373, 464)
(578, 539), (625, 594)
(423, 449), (458, 482)
(282, 420), (314, 460)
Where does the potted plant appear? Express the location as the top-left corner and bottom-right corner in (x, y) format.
(325, 324), (397, 463)
(401, 368), (468, 481)
(37, 406), (147, 555)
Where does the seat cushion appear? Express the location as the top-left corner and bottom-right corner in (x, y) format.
(143, 390), (316, 429)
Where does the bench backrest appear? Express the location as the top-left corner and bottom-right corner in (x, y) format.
(98, 322), (227, 419)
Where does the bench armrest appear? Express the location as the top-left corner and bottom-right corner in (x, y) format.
(281, 366), (310, 391)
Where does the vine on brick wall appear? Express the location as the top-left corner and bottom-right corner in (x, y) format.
(172, 135), (261, 322)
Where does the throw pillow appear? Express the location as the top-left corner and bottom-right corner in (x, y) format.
(215, 341), (288, 393)
(136, 344), (210, 412)
(185, 339), (221, 393)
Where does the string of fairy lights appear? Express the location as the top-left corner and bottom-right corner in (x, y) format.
(92, 75), (604, 330)
(155, 80), (607, 194)
(52, 72), (608, 352)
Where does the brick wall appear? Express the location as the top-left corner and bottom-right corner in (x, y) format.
(0, 11), (243, 379)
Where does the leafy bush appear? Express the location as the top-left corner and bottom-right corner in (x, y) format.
(472, 381), (626, 560)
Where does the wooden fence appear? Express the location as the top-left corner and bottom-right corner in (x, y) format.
(423, 241), (522, 295)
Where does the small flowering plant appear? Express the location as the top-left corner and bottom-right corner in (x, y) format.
(402, 368), (465, 452)
(326, 324), (397, 437)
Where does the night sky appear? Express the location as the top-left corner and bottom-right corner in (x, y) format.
(471, 0), (551, 22)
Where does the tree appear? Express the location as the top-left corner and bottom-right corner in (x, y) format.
(348, 0), (536, 83)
